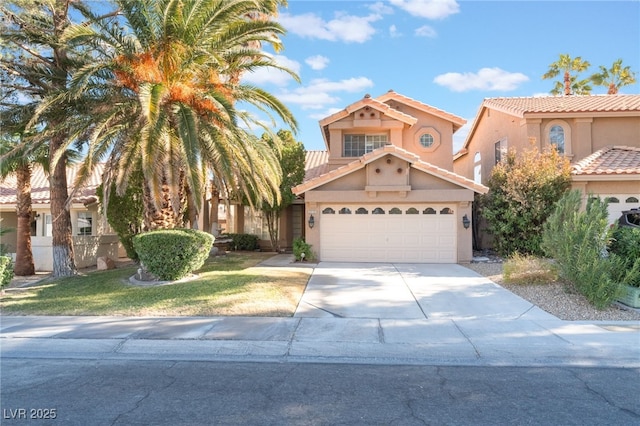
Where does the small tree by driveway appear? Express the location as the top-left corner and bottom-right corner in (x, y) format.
(480, 145), (571, 256)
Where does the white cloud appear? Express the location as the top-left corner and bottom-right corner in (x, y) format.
(389, 24), (401, 37)
(309, 107), (344, 120)
(433, 68), (530, 92)
(390, 0), (460, 20)
(278, 77), (375, 110)
(241, 54), (301, 87)
(369, 1), (395, 15)
(415, 25), (437, 37)
(305, 55), (330, 71)
(279, 12), (381, 43)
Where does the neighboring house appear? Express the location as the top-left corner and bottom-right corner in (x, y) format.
(0, 163), (119, 271)
(453, 94), (640, 243)
(290, 90), (488, 263)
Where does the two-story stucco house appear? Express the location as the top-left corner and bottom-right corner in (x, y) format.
(453, 95), (640, 231)
(291, 90), (488, 263)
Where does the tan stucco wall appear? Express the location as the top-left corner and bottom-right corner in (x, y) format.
(453, 108), (526, 184)
(301, 163), (476, 263)
(326, 103), (457, 172)
(454, 110), (640, 185)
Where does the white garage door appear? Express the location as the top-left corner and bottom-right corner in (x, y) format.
(320, 204), (457, 263)
(604, 195), (640, 224)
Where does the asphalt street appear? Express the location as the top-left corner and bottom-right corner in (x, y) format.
(1, 359), (639, 426)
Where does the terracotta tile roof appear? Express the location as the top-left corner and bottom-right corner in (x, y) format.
(0, 163), (105, 205)
(293, 145), (488, 195)
(319, 94), (418, 128)
(376, 90), (467, 129)
(304, 150), (330, 181)
(482, 94), (640, 117)
(572, 146), (640, 176)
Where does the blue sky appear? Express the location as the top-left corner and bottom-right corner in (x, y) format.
(242, 0), (640, 152)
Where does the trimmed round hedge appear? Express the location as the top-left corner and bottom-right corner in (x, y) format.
(133, 229), (214, 281)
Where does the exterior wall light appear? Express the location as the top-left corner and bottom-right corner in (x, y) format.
(308, 214), (315, 229)
(462, 214), (470, 229)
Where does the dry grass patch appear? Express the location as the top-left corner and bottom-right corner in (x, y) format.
(503, 253), (559, 285)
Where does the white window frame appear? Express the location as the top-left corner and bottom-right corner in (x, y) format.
(544, 120), (572, 157)
(343, 134), (388, 157)
(77, 212), (93, 236)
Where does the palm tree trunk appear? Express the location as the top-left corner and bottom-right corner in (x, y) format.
(564, 70), (571, 95)
(142, 179), (182, 230)
(49, 0), (76, 277)
(14, 164), (35, 276)
(49, 137), (77, 277)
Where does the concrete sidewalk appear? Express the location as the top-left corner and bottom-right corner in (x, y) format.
(1, 256), (639, 367)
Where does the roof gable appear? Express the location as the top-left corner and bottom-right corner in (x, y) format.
(293, 145), (487, 195)
(375, 90), (466, 131)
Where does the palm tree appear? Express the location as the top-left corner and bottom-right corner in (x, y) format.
(591, 59), (637, 94)
(0, 134), (39, 276)
(63, 0), (298, 230)
(0, 0), (97, 277)
(543, 54), (592, 95)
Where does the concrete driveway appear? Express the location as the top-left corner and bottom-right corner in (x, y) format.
(295, 262), (556, 321)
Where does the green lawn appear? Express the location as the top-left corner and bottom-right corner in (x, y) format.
(0, 252), (311, 317)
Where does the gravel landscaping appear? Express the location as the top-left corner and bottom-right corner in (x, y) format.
(466, 261), (640, 321)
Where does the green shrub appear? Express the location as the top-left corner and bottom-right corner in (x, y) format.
(503, 253), (558, 285)
(480, 146), (571, 256)
(133, 229), (214, 280)
(609, 226), (640, 287)
(0, 256), (14, 289)
(223, 233), (259, 251)
(96, 168), (144, 262)
(293, 237), (314, 261)
(542, 191), (622, 308)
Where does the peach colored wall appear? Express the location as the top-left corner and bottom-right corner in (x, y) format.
(453, 108), (525, 184)
(454, 111), (640, 185)
(591, 117), (640, 149)
(572, 180), (640, 197)
(366, 156), (409, 187)
(395, 104), (456, 169)
(326, 103), (458, 172)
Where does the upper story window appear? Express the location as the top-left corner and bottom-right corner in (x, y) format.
(549, 125), (565, 154)
(494, 139), (507, 165)
(419, 133), (434, 148)
(544, 120), (572, 157)
(343, 134), (388, 157)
